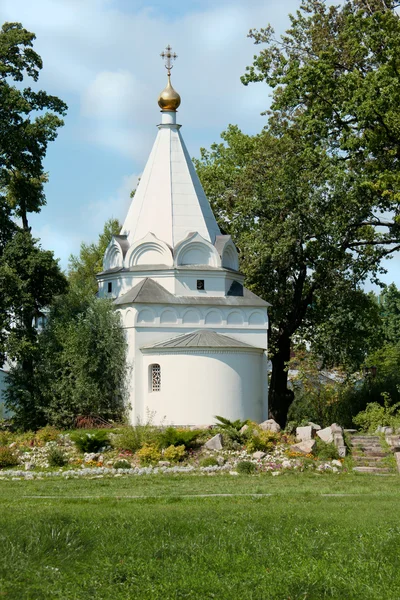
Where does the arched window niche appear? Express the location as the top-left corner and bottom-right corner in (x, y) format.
(149, 363), (161, 392)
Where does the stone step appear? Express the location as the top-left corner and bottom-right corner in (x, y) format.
(353, 456), (388, 464)
(351, 440), (382, 445)
(352, 451), (387, 457)
(353, 466), (393, 474)
(350, 435), (380, 439)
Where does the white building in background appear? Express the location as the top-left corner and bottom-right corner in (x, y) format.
(97, 47), (269, 426)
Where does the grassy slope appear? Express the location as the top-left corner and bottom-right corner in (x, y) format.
(0, 473), (399, 600)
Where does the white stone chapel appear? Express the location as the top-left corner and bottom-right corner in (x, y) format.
(97, 47), (269, 426)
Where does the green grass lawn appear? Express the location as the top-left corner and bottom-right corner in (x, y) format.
(0, 473), (399, 599)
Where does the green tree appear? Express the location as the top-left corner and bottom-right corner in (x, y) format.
(68, 218), (121, 292)
(378, 283), (400, 344)
(195, 123), (392, 425)
(1, 232), (68, 429)
(0, 22), (67, 230)
(195, 0), (400, 424)
(35, 288), (128, 429)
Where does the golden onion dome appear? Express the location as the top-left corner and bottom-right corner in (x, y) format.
(158, 74), (181, 111)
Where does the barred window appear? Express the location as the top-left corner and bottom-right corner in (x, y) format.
(151, 364), (161, 392)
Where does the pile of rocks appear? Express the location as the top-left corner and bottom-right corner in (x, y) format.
(291, 422), (346, 457)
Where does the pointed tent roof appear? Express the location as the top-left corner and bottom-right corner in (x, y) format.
(121, 122), (221, 248)
(142, 330), (264, 350)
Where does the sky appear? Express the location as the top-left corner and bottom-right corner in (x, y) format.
(0, 0), (399, 291)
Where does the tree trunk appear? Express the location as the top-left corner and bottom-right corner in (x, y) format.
(269, 332), (294, 427)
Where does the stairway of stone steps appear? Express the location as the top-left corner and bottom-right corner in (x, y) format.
(350, 435), (395, 474)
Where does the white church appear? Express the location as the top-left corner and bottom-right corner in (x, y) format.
(98, 47), (269, 426)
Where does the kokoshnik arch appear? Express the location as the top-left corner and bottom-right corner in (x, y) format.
(97, 46), (270, 426)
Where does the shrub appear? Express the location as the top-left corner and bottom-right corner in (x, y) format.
(163, 444), (186, 462)
(35, 426), (61, 444)
(314, 437), (338, 460)
(71, 430), (110, 453)
(47, 446), (68, 467)
(246, 430), (280, 454)
(215, 416), (248, 442)
(158, 427), (200, 450)
(353, 397), (400, 433)
(0, 447), (19, 469)
(200, 457), (219, 467)
(113, 459), (132, 469)
(236, 461), (257, 475)
(112, 422), (160, 453)
(136, 443), (161, 466)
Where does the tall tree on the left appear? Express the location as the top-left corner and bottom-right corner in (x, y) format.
(0, 22), (67, 230)
(0, 23), (68, 428)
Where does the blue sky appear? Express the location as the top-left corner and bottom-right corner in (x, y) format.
(0, 0), (399, 291)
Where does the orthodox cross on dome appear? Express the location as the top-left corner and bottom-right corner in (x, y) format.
(160, 45), (177, 75)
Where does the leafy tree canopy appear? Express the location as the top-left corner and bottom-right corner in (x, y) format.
(0, 22), (67, 230)
(33, 288), (127, 430)
(68, 218), (121, 293)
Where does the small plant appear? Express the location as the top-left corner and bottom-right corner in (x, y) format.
(35, 426), (61, 444)
(163, 444), (186, 462)
(313, 438), (338, 460)
(136, 443), (161, 465)
(159, 427), (200, 450)
(215, 416), (248, 442)
(0, 447), (19, 469)
(112, 418), (161, 453)
(71, 430), (110, 453)
(113, 459), (132, 469)
(246, 430), (280, 454)
(47, 446), (67, 467)
(236, 461), (257, 475)
(200, 456), (219, 467)
(353, 395), (400, 433)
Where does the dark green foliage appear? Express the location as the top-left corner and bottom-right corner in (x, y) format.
(196, 1), (400, 425)
(113, 459), (131, 470)
(236, 460), (257, 474)
(158, 427), (201, 450)
(68, 218), (121, 293)
(36, 288), (128, 429)
(1, 232), (68, 429)
(214, 416), (247, 442)
(0, 22), (67, 230)
(71, 431), (109, 453)
(314, 438), (339, 461)
(112, 424), (159, 454)
(199, 457), (219, 467)
(47, 446), (67, 467)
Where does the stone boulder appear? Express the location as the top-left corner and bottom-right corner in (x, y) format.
(290, 440), (315, 455)
(204, 433), (223, 451)
(296, 425), (314, 442)
(308, 422), (321, 431)
(253, 451), (266, 460)
(259, 419), (281, 433)
(317, 427), (334, 444)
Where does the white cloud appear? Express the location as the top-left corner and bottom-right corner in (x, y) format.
(81, 171), (141, 235)
(81, 70), (148, 118)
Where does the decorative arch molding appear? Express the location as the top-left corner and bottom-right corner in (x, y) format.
(160, 309), (178, 324)
(125, 232), (173, 268)
(215, 235), (240, 271)
(103, 236), (126, 271)
(204, 309), (223, 326)
(136, 308), (156, 325)
(182, 308), (201, 325)
(174, 233), (221, 268)
(124, 308), (135, 327)
(248, 311), (267, 326)
(227, 311), (244, 326)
